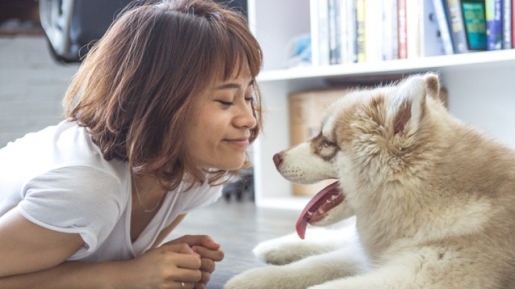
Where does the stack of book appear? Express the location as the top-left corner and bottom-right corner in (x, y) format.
(310, 0), (515, 66)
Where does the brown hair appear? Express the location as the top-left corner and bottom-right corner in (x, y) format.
(63, 0), (263, 190)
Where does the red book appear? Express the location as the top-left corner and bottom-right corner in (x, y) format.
(398, 0), (408, 59)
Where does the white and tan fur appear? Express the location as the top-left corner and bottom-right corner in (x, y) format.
(224, 74), (515, 289)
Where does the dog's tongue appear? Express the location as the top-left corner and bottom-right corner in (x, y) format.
(296, 181), (342, 239)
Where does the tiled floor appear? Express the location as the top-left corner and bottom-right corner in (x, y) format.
(166, 197), (301, 289)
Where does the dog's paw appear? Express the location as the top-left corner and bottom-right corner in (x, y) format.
(252, 233), (307, 265)
(253, 229), (345, 265)
(223, 266), (300, 289)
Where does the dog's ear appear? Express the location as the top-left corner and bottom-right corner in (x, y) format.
(390, 73), (439, 135)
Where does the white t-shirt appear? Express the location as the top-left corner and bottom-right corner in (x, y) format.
(0, 120), (222, 262)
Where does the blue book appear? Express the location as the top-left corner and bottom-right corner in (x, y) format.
(442, 0), (469, 53)
(502, 0), (512, 49)
(485, 0), (503, 50)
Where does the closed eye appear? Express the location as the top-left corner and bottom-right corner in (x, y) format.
(217, 100), (233, 106)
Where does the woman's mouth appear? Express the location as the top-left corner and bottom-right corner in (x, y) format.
(224, 138), (250, 149)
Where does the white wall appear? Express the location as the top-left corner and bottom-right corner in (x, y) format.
(442, 61), (515, 148)
(0, 36), (79, 147)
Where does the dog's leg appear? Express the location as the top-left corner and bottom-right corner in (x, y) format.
(306, 247), (486, 289)
(253, 218), (357, 265)
(224, 242), (367, 289)
(306, 263), (419, 289)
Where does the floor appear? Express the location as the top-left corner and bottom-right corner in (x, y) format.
(165, 197), (301, 289)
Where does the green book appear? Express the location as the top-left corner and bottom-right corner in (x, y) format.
(461, 0), (488, 50)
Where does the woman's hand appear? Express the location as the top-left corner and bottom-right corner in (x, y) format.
(123, 242), (202, 289)
(163, 235), (224, 289)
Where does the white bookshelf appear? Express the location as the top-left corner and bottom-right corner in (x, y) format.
(247, 0), (515, 210)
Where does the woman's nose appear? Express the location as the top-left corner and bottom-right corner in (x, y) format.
(235, 103), (257, 129)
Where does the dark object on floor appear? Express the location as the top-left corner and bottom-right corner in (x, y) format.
(222, 168), (254, 201)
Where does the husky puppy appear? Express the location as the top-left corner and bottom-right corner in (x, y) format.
(224, 74), (515, 289)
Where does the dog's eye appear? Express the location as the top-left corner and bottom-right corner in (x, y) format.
(323, 139), (335, 147)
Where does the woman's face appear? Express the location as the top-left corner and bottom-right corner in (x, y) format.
(185, 63), (257, 170)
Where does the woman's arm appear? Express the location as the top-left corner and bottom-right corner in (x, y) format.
(0, 244), (203, 289)
(0, 207), (83, 277)
(0, 208), (202, 289)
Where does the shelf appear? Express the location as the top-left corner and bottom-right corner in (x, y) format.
(248, 0), (515, 209)
(257, 50), (515, 82)
(251, 49), (515, 209)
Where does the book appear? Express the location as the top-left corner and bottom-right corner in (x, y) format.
(318, 0), (331, 65)
(397, 0), (408, 59)
(356, 0), (366, 63)
(338, 0), (356, 63)
(432, 0), (455, 54)
(310, 0), (331, 66)
(340, 0), (357, 63)
(382, 0), (398, 60)
(485, 0), (503, 50)
(513, 0), (515, 46)
(442, 0), (469, 53)
(406, 0), (422, 58)
(461, 0), (487, 50)
(503, 0), (512, 49)
(365, 0), (383, 62)
(328, 0), (341, 64)
(338, 0), (349, 64)
(420, 0), (447, 56)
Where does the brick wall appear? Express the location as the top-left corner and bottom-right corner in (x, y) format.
(0, 36), (79, 147)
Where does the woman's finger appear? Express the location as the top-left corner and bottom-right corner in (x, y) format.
(169, 267), (202, 283)
(171, 253), (202, 270)
(199, 269), (211, 284)
(192, 245), (224, 262)
(199, 257), (215, 273)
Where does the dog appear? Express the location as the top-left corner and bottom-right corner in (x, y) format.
(224, 73), (515, 289)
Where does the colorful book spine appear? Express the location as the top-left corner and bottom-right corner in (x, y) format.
(406, 0), (421, 58)
(318, 0), (330, 65)
(346, 0), (357, 63)
(338, 0), (349, 63)
(338, 0), (357, 63)
(485, 0), (503, 50)
(328, 0), (341, 64)
(461, 0), (487, 50)
(365, 0), (383, 62)
(433, 0), (455, 54)
(442, 0), (469, 53)
(397, 0), (408, 59)
(356, 0), (366, 63)
(503, 0), (512, 49)
(382, 0), (398, 60)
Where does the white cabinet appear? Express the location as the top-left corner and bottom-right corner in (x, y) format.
(247, 0), (515, 209)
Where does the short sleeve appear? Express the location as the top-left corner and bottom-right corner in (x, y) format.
(18, 166), (125, 258)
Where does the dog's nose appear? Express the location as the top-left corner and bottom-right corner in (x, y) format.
(273, 152), (283, 169)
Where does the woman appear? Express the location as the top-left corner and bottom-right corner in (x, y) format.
(0, 0), (262, 288)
